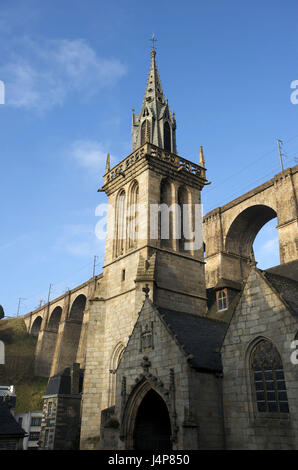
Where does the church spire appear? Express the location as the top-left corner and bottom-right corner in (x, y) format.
(132, 46), (177, 153)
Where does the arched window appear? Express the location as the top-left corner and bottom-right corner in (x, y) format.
(160, 179), (173, 249)
(178, 186), (190, 252)
(115, 190), (126, 257)
(164, 122), (171, 152)
(217, 290), (228, 311)
(128, 182), (139, 249)
(108, 343), (125, 407)
(251, 339), (289, 413)
(141, 120), (150, 146)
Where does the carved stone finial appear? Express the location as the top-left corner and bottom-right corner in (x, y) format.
(199, 146), (205, 167)
(142, 284), (150, 298)
(105, 153), (110, 173)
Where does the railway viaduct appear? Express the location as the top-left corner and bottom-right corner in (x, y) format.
(23, 275), (102, 377)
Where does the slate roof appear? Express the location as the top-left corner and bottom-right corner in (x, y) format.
(214, 278), (242, 291)
(45, 368), (72, 395)
(262, 269), (298, 316)
(206, 286), (241, 323)
(157, 307), (228, 373)
(265, 259), (298, 282)
(45, 367), (84, 396)
(0, 401), (25, 437)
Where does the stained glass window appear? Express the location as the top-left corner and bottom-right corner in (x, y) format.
(251, 340), (289, 413)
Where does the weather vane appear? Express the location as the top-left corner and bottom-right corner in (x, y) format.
(150, 33), (158, 50)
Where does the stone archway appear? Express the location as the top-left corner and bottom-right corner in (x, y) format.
(133, 389), (172, 451)
(225, 204), (277, 258)
(203, 165), (298, 288)
(31, 316), (42, 337)
(121, 379), (174, 450)
(48, 306), (62, 331)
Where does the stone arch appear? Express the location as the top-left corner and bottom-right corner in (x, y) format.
(48, 306), (62, 331)
(225, 204), (277, 258)
(121, 378), (173, 450)
(69, 294), (86, 322)
(31, 316), (42, 337)
(54, 295), (86, 372)
(108, 342), (125, 407)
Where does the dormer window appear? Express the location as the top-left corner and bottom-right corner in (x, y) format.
(217, 289), (228, 311)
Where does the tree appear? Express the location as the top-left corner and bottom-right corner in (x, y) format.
(0, 305), (4, 320)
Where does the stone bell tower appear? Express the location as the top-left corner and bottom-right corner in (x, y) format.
(80, 48), (210, 449)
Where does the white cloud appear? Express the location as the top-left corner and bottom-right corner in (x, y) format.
(261, 238), (278, 253)
(53, 223), (105, 259)
(71, 139), (117, 173)
(0, 37), (126, 111)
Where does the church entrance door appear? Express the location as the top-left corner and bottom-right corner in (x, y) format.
(133, 389), (172, 450)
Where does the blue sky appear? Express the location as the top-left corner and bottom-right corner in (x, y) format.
(0, 0), (297, 316)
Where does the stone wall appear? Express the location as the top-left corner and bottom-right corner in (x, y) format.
(39, 394), (81, 450)
(99, 299), (223, 450)
(222, 267), (298, 449)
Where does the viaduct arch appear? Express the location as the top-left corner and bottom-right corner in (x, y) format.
(203, 165), (298, 288)
(23, 275), (102, 377)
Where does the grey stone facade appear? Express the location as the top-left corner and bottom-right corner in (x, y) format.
(222, 266), (298, 449)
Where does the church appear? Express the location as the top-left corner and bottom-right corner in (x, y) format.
(36, 47), (298, 450)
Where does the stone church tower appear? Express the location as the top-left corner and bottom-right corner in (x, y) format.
(79, 49), (209, 449)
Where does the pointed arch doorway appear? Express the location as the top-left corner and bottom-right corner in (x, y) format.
(133, 389), (172, 451)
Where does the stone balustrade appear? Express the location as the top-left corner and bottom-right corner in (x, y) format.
(104, 143), (206, 185)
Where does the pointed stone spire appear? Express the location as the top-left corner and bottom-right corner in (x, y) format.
(105, 153), (110, 173)
(143, 48), (165, 110)
(132, 47), (177, 153)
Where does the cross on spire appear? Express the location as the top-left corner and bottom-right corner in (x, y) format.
(150, 33), (157, 51)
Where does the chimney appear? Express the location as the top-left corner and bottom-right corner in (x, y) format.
(70, 363), (80, 395)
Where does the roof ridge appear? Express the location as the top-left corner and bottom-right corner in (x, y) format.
(158, 307), (228, 325)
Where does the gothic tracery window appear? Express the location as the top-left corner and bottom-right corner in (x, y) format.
(251, 340), (289, 413)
